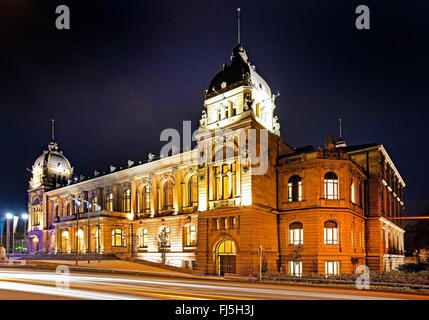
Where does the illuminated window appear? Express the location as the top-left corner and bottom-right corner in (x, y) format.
(188, 175), (198, 206)
(289, 261), (302, 277)
(122, 189), (131, 213)
(324, 172), (339, 199)
(351, 181), (356, 203)
(91, 197), (98, 212)
(105, 192), (113, 211)
(112, 228), (126, 247)
(230, 101), (236, 116)
(142, 186), (151, 213)
(184, 225), (197, 247)
(163, 181), (173, 210)
(213, 161), (236, 201)
(223, 217), (228, 230)
(229, 216), (236, 229)
(288, 175), (302, 202)
(224, 105), (229, 118)
(255, 103), (260, 117)
(324, 220), (338, 245)
(289, 222), (303, 245)
(138, 228), (148, 248)
(325, 261), (339, 276)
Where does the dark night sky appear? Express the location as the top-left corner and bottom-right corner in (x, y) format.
(0, 0), (428, 219)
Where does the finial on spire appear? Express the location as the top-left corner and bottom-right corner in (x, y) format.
(237, 8), (241, 44)
(339, 118), (342, 138)
(51, 119), (55, 141)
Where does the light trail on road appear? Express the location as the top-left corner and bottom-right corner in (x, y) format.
(0, 268), (427, 300)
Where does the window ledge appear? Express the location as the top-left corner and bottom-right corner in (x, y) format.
(184, 246), (197, 250)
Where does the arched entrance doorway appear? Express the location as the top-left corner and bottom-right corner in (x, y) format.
(216, 239), (236, 275)
(61, 231), (70, 253)
(77, 229), (84, 253)
(31, 235), (39, 253)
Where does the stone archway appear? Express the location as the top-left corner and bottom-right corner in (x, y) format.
(215, 239), (237, 275)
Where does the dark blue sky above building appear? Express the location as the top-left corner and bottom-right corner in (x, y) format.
(0, 0), (428, 216)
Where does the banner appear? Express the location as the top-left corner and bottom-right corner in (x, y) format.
(13, 216), (19, 234)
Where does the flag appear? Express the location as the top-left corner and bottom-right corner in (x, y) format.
(13, 216), (19, 234)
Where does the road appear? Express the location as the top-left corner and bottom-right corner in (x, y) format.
(0, 267), (427, 300)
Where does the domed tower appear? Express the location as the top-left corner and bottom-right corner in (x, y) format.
(199, 43), (280, 135)
(27, 120), (73, 253)
(29, 139), (73, 190)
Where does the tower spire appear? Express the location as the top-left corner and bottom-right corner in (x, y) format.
(339, 118), (342, 138)
(237, 8), (241, 44)
(51, 119), (55, 141)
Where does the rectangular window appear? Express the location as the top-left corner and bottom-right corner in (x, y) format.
(325, 261), (340, 276)
(289, 228), (303, 245)
(289, 261), (302, 277)
(105, 192), (113, 211)
(139, 228), (148, 248)
(184, 225), (197, 247)
(229, 216), (236, 229)
(256, 103), (260, 117)
(324, 226), (338, 245)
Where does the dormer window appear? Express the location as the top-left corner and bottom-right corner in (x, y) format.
(224, 105), (229, 118)
(230, 101), (236, 116)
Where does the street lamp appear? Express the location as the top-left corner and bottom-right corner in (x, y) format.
(92, 203), (102, 263)
(82, 200), (92, 264)
(5, 213), (13, 259)
(71, 198), (81, 266)
(21, 213), (29, 254)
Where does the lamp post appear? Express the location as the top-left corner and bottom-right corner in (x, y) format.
(92, 203), (102, 263)
(5, 213), (13, 259)
(82, 200), (92, 264)
(21, 213), (29, 254)
(12, 215), (19, 254)
(71, 198), (81, 266)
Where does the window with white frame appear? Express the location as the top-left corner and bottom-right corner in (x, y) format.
(324, 172), (339, 199)
(324, 220), (338, 245)
(289, 261), (302, 277)
(289, 222), (303, 245)
(288, 175), (302, 202)
(351, 181), (356, 203)
(138, 228), (148, 248)
(325, 261), (339, 276)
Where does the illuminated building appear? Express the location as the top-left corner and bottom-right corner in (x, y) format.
(27, 44), (405, 275)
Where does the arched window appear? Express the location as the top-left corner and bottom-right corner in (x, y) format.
(142, 186), (151, 213)
(112, 228), (126, 247)
(217, 108), (222, 121)
(289, 222), (303, 245)
(188, 175), (198, 206)
(122, 189), (131, 213)
(324, 172), (339, 199)
(105, 192), (113, 211)
(163, 181), (173, 210)
(288, 175), (302, 202)
(324, 220), (338, 245)
(55, 205), (59, 217)
(66, 203), (71, 216)
(138, 228), (148, 248)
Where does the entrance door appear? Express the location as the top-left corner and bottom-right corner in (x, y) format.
(219, 255), (236, 275)
(216, 240), (237, 275)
